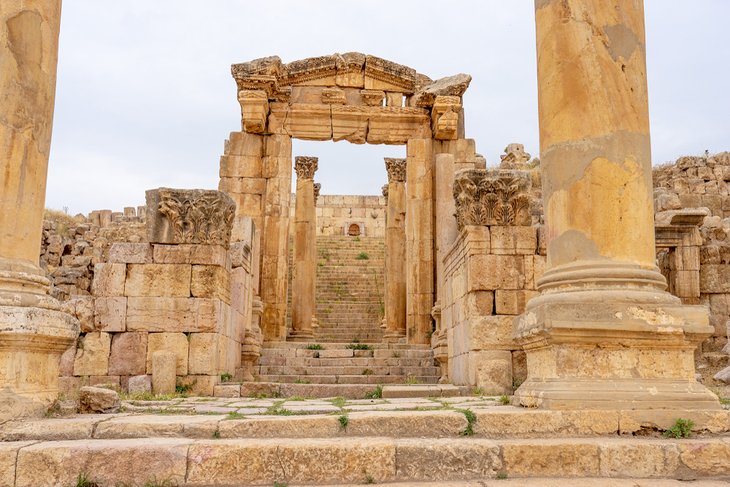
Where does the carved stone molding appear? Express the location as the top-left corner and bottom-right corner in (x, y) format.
(385, 157), (407, 183)
(382, 184), (389, 202)
(453, 169), (532, 229)
(499, 143), (532, 169)
(313, 182), (321, 203)
(146, 188), (236, 247)
(295, 156), (318, 180)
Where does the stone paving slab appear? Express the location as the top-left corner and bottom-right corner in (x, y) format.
(290, 481), (730, 487)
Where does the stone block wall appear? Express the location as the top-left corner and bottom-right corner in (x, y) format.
(288, 194), (386, 238)
(53, 189), (259, 398)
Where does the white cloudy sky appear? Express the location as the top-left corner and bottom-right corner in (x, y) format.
(47, 1), (730, 215)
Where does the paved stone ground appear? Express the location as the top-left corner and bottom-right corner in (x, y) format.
(121, 393), (502, 415)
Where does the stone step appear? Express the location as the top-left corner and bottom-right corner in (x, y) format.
(259, 357), (435, 368)
(260, 348), (433, 358)
(5, 433), (730, 485)
(257, 374), (440, 384)
(258, 365), (440, 376)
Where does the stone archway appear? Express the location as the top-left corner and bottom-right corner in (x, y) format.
(218, 52), (477, 345)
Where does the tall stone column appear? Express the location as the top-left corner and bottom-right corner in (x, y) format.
(0, 1), (79, 419)
(383, 158), (407, 342)
(514, 0), (719, 409)
(311, 182), (321, 331)
(289, 156), (318, 340)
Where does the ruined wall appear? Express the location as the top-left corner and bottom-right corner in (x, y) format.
(288, 194), (386, 238)
(46, 191), (259, 398)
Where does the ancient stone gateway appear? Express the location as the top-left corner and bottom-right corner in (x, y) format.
(220, 53), (476, 345)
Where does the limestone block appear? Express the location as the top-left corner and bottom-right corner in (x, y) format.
(58, 346), (76, 376)
(502, 441), (600, 477)
(126, 297), (222, 333)
(91, 263), (126, 296)
(151, 350), (178, 394)
(490, 226), (538, 255)
(469, 315), (514, 350)
(239, 89), (269, 133)
(15, 438), (190, 487)
(395, 438), (500, 480)
(88, 375), (120, 389)
(108, 243), (152, 264)
(124, 263), (192, 297)
(127, 375), (151, 394)
(214, 384), (240, 398)
(331, 105), (369, 144)
(495, 290), (540, 315)
(700, 265), (730, 293)
(180, 375), (218, 396)
(108, 332), (147, 376)
(147, 333), (189, 375)
(93, 297), (126, 332)
(598, 441), (679, 477)
(191, 265), (231, 303)
(185, 438), (396, 484)
(74, 332), (111, 376)
(219, 177), (267, 195)
(471, 350), (513, 395)
(678, 440), (730, 476)
(225, 131), (264, 157)
(152, 244), (227, 266)
(79, 386), (120, 414)
(188, 333), (220, 375)
(367, 109), (431, 145)
(219, 154), (263, 179)
(468, 255), (525, 291)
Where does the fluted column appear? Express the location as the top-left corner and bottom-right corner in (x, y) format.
(289, 156), (318, 340)
(513, 0), (719, 409)
(0, 0), (79, 419)
(311, 182), (321, 331)
(383, 158), (407, 342)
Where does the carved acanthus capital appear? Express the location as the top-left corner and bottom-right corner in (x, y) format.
(381, 184), (389, 200)
(385, 158), (407, 183)
(313, 183), (321, 203)
(500, 143), (532, 169)
(295, 156), (318, 180)
(453, 169), (532, 229)
(146, 188), (236, 247)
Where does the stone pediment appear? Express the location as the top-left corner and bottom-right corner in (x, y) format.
(232, 53), (469, 101)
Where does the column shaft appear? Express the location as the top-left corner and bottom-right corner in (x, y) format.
(513, 0), (719, 409)
(0, 0), (79, 420)
(383, 158), (407, 341)
(289, 156), (317, 340)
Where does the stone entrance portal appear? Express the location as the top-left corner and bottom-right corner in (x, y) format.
(220, 53), (477, 345)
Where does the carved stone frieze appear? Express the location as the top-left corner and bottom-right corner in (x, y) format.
(321, 87), (346, 104)
(382, 184), (389, 202)
(453, 169), (532, 229)
(360, 89), (385, 107)
(313, 182), (321, 203)
(295, 156), (319, 180)
(146, 188), (236, 247)
(385, 158), (407, 183)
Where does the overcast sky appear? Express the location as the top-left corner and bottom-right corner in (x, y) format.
(46, 1), (730, 215)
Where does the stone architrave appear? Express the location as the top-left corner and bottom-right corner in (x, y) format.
(383, 158), (407, 342)
(289, 156), (319, 340)
(513, 0), (719, 409)
(0, 1), (80, 420)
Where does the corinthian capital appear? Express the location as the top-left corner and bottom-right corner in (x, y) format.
(295, 156), (318, 180)
(453, 169), (532, 230)
(384, 157), (406, 183)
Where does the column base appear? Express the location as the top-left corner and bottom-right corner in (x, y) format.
(0, 304), (79, 420)
(513, 290), (721, 410)
(288, 330), (315, 342)
(382, 331), (406, 344)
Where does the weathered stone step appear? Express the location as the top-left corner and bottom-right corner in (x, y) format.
(259, 357), (435, 368)
(5, 434), (730, 486)
(262, 342), (429, 350)
(257, 374), (439, 385)
(258, 365), (440, 376)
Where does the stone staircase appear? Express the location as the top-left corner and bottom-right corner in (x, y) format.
(256, 341), (441, 388)
(312, 235), (385, 343)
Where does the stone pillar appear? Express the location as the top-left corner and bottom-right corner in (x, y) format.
(289, 156), (318, 340)
(405, 139), (434, 344)
(311, 182), (321, 331)
(514, 0), (719, 409)
(383, 158), (407, 342)
(260, 134), (292, 340)
(0, 1), (79, 419)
